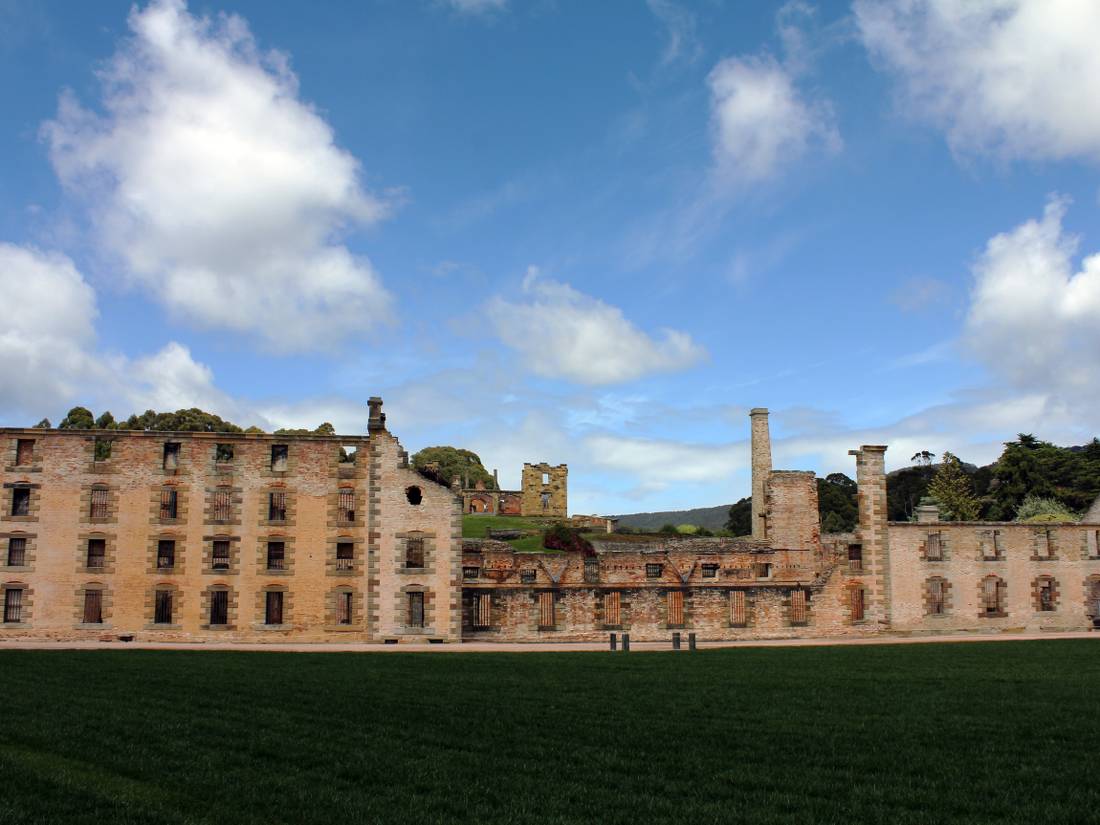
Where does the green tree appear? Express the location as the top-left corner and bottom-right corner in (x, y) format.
(658, 523), (679, 535)
(1014, 495), (1078, 523)
(33, 418), (51, 429)
(95, 411), (117, 429)
(927, 451), (980, 521)
(411, 446), (496, 489)
(818, 472), (858, 532)
(58, 406), (95, 429)
(988, 435), (1055, 519)
(725, 497), (752, 536)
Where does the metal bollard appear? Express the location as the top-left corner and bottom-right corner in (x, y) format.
(688, 632), (697, 651)
(609, 632), (617, 651)
(622, 633), (630, 652)
(672, 631), (681, 650)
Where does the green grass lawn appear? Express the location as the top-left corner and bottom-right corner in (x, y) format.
(462, 514), (560, 552)
(2, 642), (1099, 824)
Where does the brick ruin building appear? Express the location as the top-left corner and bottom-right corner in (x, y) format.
(460, 463), (567, 518)
(3, 401), (1100, 643)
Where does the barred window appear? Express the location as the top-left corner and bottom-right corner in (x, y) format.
(645, 563), (663, 579)
(537, 591), (555, 629)
(3, 589), (23, 623)
(209, 590), (228, 625)
(266, 541), (285, 571)
(159, 489), (178, 520)
(520, 569), (536, 585)
(701, 563), (719, 578)
(15, 439), (34, 466)
(928, 579), (945, 615)
(791, 589), (808, 624)
(154, 590), (173, 625)
(463, 566), (480, 580)
(405, 536), (425, 569)
(163, 442), (180, 470)
(848, 544), (863, 570)
(11, 487), (30, 517)
(926, 532), (942, 560)
(603, 591), (621, 627)
(268, 492), (287, 522)
(338, 488), (355, 523)
(667, 590), (684, 626)
(82, 590), (103, 624)
(982, 578), (1005, 615)
(86, 538), (106, 569)
(90, 487), (109, 519)
(408, 591), (425, 628)
(265, 591), (284, 625)
(271, 445), (288, 471)
(212, 540), (230, 570)
(336, 542), (354, 571)
(212, 489), (232, 522)
(730, 590), (747, 626)
(755, 562), (773, 579)
(850, 587), (865, 622)
(1038, 579), (1055, 611)
(7, 537), (26, 567)
(156, 540), (176, 570)
(473, 592), (492, 629)
(338, 591), (353, 625)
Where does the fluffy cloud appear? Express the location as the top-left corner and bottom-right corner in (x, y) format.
(964, 198), (1100, 404)
(854, 0), (1100, 161)
(43, 0), (392, 351)
(487, 268), (705, 385)
(707, 52), (838, 186)
(0, 244), (99, 416)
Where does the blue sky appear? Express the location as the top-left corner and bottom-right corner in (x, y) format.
(2, 0), (1100, 515)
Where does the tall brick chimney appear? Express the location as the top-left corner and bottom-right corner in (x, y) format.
(749, 408), (772, 540)
(367, 397), (386, 432)
(850, 445), (891, 624)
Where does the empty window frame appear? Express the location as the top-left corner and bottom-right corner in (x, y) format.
(209, 590), (229, 625)
(7, 537), (26, 567)
(848, 544), (863, 571)
(156, 540), (175, 570)
(338, 488), (355, 523)
(701, 563), (719, 578)
(86, 538), (106, 569)
(982, 530), (1002, 560)
(755, 563), (773, 580)
(405, 536), (425, 569)
(925, 532), (943, 561)
(850, 587), (865, 622)
(212, 488), (232, 522)
(336, 542), (354, 572)
(982, 578), (1005, 616)
(1036, 530), (1053, 558)
(268, 491), (287, 522)
(540, 492), (550, 511)
(537, 591), (555, 629)
(215, 443), (234, 463)
(541, 472), (550, 485)
(338, 591), (354, 625)
(666, 590), (685, 627)
(603, 591), (621, 627)
(519, 569), (536, 585)
(790, 589), (808, 625)
(211, 540), (230, 570)
(93, 437), (113, 462)
(154, 590), (173, 625)
(266, 541), (286, 571)
(89, 487), (109, 520)
(730, 590), (747, 626)
(646, 563), (663, 579)
(163, 442), (181, 470)
(1038, 579), (1056, 612)
(271, 445), (288, 472)
(265, 591), (284, 625)
(928, 579), (946, 615)
(407, 591), (425, 628)
(3, 588), (23, 623)
(472, 592), (492, 630)
(15, 439), (34, 466)
(11, 487), (30, 517)
(159, 489), (178, 520)
(405, 486), (423, 506)
(82, 590), (103, 624)
(339, 445), (356, 464)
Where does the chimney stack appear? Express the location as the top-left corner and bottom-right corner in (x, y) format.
(749, 408), (772, 540)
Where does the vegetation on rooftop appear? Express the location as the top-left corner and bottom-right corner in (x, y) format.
(412, 445), (497, 489)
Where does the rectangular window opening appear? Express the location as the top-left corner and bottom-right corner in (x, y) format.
(338, 488), (355, 523)
(265, 591), (284, 625)
(791, 589), (807, 625)
(159, 489), (178, 520)
(730, 590), (747, 626)
(271, 445), (288, 472)
(11, 487), (30, 517)
(928, 580), (945, 615)
(209, 590), (228, 625)
(268, 491), (287, 522)
(89, 487), (109, 520)
(212, 489), (232, 522)
(667, 590), (684, 627)
(339, 445), (357, 464)
(15, 439), (34, 466)
(82, 590), (103, 624)
(336, 542), (354, 571)
(163, 442), (180, 470)
(211, 540), (230, 570)
(473, 591), (492, 629)
(94, 437), (112, 462)
(154, 590), (173, 625)
(156, 539), (175, 570)
(926, 533), (942, 561)
(405, 536), (425, 569)
(3, 589), (23, 623)
(338, 591), (353, 625)
(850, 588), (865, 622)
(519, 569), (536, 585)
(86, 538), (106, 569)
(1039, 580), (1055, 611)
(645, 563), (663, 579)
(408, 591), (425, 628)
(537, 591), (555, 629)
(7, 537), (27, 567)
(848, 543), (863, 570)
(603, 591), (621, 627)
(215, 443), (234, 463)
(266, 541), (286, 571)
(702, 563), (719, 578)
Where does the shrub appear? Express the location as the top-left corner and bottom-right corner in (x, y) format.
(1015, 495), (1078, 523)
(542, 524), (595, 556)
(658, 523), (679, 535)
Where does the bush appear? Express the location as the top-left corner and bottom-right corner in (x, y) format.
(1015, 495), (1078, 523)
(542, 524), (595, 556)
(658, 523), (679, 535)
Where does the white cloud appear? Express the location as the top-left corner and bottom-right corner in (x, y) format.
(586, 433), (745, 488)
(646, 0), (702, 67)
(0, 244), (99, 416)
(43, 0), (392, 352)
(487, 267), (706, 385)
(444, 0), (507, 15)
(707, 54), (839, 185)
(964, 197), (1100, 404)
(854, 0), (1100, 162)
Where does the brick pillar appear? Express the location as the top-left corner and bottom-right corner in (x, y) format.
(850, 445), (891, 625)
(750, 408), (772, 540)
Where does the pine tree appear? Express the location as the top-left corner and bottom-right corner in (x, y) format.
(927, 452), (979, 521)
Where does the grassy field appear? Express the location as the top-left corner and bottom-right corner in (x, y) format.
(1, 642), (1099, 824)
(461, 514), (559, 551)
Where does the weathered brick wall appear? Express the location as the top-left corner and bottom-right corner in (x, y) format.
(765, 471), (820, 552)
(749, 408), (771, 540)
(850, 446), (891, 628)
(887, 522), (1100, 632)
(520, 463), (567, 518)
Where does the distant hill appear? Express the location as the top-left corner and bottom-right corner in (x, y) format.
(612, 504), (732, 532)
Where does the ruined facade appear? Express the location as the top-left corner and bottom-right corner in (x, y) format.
(3, 403), (1099, 644)
(459, 462), (568, 519)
